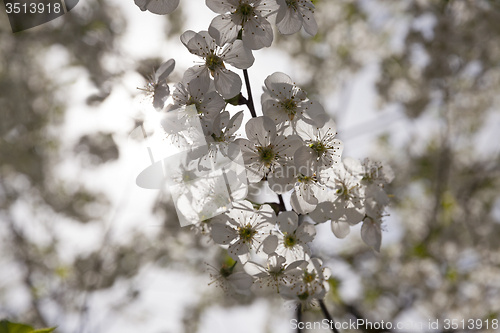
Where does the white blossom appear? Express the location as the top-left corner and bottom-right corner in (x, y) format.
(236, 116), (303, 183)
(294, 115), (343, 181)
(261, 72), (326, 131)
(244, 253), (307, 293)
(135, 0), (179, 15)
(139, 59), (175, 111)
(270, 211), (316, 263)
(206, 261), (254, 295)
(169, 78), (225, 122)
(210, 200), (276, 262)
(181, 30), (254, 99)
(207, 0), (278, 50)
(275, 0), (317, 36)
(279, 258), (331, 308)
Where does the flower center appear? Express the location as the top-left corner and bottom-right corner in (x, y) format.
(280, 98), (297, 120)
(237, 3), (254, 23)
(297, 291), (310, 301)
(219, 264), (232, 278)
(297, 173), (313, 183)
(186, 97), (202, 113)
(336, 181), (352, 200)
(309, 141), (327, 157)
(211, 132), (225, 142)
(205, 53), (224, 74)
(284, 234), (297, 248)
(257, 146), (276, 167)
(238, 224), (257, 243)
(286, 0), (298, 10)
(303, 271), (316, 283)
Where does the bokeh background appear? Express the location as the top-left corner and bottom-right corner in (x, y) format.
(1, 0), (500, 332)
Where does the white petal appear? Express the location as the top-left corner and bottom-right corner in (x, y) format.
(290, 188), (317, 214)
(143, 0), (179, 15)
(180, 30), (197, 48)
(211, 221), (237, 244)
(213, 68), (242, 99)
(245, 116), (276, 147)
(276, 5), (302, 35)
(273, 135), (303, 158)
(277, 211), (298, 234)
(183, 66), (211, 89)
(227, 111), (244, 136)
(223, 40), (255, 69)
(260, 235), (278, 255)
(186, 32), (211, 56)
(294, 146), (316, 170)
(199, 91), (225, 119)
(209, 14), (240, 46)
(331, 220), (350, 239)
(153, 83), (169, 111)
(267, 161), (296, 194)
(296, 222), (316, 243)
(206, 0), (238, 14)
(361, 219), (382, 252)
(155, 59), (175, 83)
(228, 272), (253, 290)
(298, 4), (318, 36)
(242, 16), (273, 50)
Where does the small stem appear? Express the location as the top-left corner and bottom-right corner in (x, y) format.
(278, 194), (286, 212)
(243, 69), (257, 118)
(319, 299), (340, 333)
(296, 303), (302, 333)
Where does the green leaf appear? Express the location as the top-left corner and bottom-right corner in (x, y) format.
(0, 320), (34, 333)
(33, 328), (56, 333)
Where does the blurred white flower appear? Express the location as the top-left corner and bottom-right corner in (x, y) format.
(275, 0), (317, 36)
(139, 59), (175, 111)
(206, 261), (254, 295)
(206, 0), (278, 50)
(181, 30), (254, 99)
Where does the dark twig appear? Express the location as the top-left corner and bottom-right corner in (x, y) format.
(243, 69), (257, 118)
(319, 299), (340, 333)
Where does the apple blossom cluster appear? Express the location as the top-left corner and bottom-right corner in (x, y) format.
(134, 0), (394, 306)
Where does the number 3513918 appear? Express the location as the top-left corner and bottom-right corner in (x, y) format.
(443, 319), (498, 330)
(5, 2), (62, 14)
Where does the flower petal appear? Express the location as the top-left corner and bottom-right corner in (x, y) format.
(213, 68), (242, 99)
(209, 14), (240, 46)
(223, 40), (255, 69)
(361, 219), (382, 252)
(331, 220), (350, 239)
(276, 5), (302, 35)
(277, 211), (298, 234)
(206, 0), (239, 14)
(245, 116), (276, 147)
(242, 15), (274, 50)
(299, 4), (318, 36)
